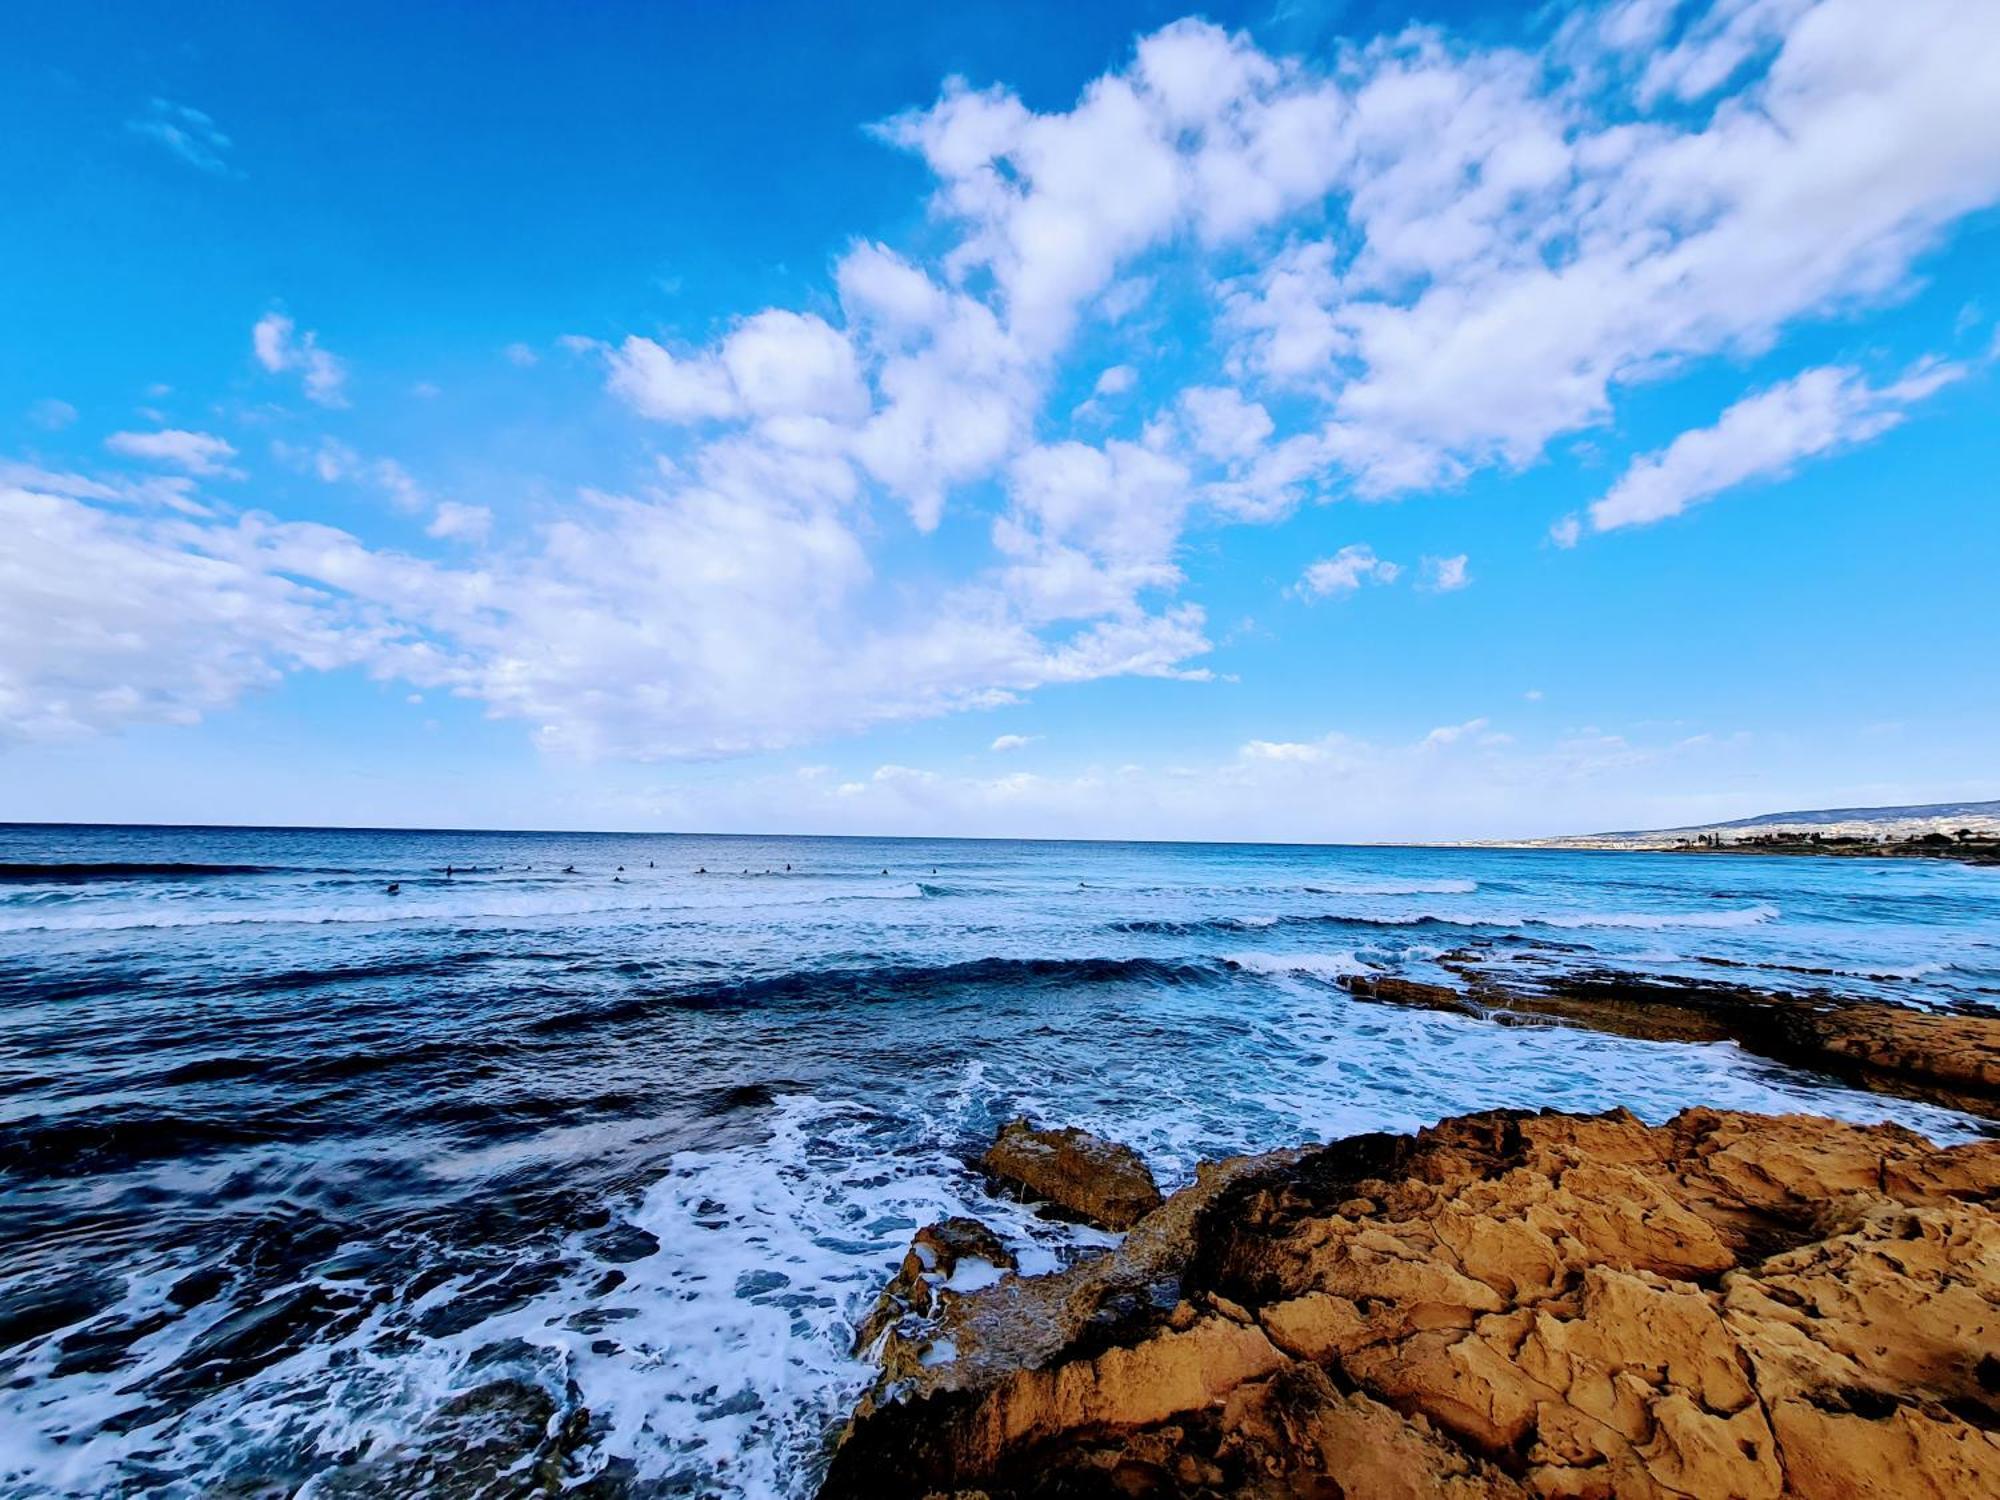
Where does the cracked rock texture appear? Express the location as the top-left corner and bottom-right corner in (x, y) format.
(823, 1108), (2000, 1499)
(982, 1117), (1166, 1230)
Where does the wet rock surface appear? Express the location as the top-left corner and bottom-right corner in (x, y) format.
(824, 1107), (2000, 1498)
(982, 1117), (1166, 1229)
(855, 1216), (1020, 1359)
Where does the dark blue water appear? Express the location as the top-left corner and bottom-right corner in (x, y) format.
(2, 824), (1995, 1496)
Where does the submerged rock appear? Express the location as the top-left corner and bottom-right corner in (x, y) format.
(825, 1107), (2000, 1498)
(312, 1376), (590, 1498)
(981, 1118), (1165, 1230)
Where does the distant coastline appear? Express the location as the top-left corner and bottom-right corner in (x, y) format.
(1471, 796), (2000, 864)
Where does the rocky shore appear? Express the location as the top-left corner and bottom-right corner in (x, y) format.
(1337, 954), (2000, 1122)
(826, 1107), (2000, 1498)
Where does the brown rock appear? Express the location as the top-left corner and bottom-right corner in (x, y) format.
(1334, 968), (2000, 1118)
(981, 1118), (1164, 1230)
(854, 1218), (1018, 1356)
(824, 1107), (2000, 1499)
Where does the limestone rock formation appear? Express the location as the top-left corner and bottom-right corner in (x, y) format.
(982, 1117), (1166, 1229)
(1340, 966), (2000, 1119)
(824, 1107), (2000, 1499)
(854, 1216), (1019, 1359)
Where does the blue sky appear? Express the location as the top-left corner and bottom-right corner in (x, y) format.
(3, 0), (1997, 840)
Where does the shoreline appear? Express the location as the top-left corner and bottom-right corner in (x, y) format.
(826, 1105), (2000, 1497)
(823, 966), (2000, 1495)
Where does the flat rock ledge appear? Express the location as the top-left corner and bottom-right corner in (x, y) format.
(981, 1117), (1166, 1230)
(823, 1107), (2000, 1499)
(1338, 966), (2000, 1120)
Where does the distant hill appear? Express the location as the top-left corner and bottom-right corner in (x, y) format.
(1494, 799), (2000, 851)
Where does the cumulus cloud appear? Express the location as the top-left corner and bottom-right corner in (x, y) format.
(990, 733), (1038, 751)
(1292, 544), (1400, 600)
(252, 313), (350, 407)
(28, 399), (78, 431)
(1218, 0), (2000, 493)
(15, 2), (2000, 768)
(104, 429), (240, 477)
(1586, 360), (1963, 533)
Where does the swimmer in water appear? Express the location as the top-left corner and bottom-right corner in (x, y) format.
(386, 882), (401, 895)
(563, 864), (577, 874)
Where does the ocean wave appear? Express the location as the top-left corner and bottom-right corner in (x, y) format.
(1303, 878), (1478, 896)
(529, 954), (1228, 1032)
(0, 861), (297, 884)
(0, 882), (923, 934)
(1109, 902), (1778, 938)
(1224, 951), (1373, 980)
(825, 882), (924, 901)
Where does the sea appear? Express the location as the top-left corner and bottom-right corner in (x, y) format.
(2, 823), (1996, 1497)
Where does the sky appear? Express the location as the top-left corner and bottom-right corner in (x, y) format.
(2, 0), (1997, 842)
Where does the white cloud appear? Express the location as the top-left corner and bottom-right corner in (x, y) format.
(1421, 553), (1471, 591)
(277, 438), (429, 512)
(252, 313), (350, 407)
(104, 429), (240, 477)
(1241, 738), (1326, 762)
(29, 399), (78, 431)
(990, 733), (1039, 752)
(1587, 360), (1963, 532)
(427, 501), (492, 543)
(503, 342), (539, 367)
(16, 2), (2000, 774)
(998, 439), (1192, 621)
(1219, 0), (2000, 494)
(1178, 385), (1275, 461)
(1292, 544), (1400, 600)
(127, 98), (232, 174)
(0, 485), (368, 742)
(1421, 717), (1491, 748)
(619, 715), (1756, 843)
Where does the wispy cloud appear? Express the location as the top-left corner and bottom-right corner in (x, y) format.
(104, 428), (240, 477)
(253, 312), (350, 408)
(127, 98), (233, 174)
(1579, 360), (1965, 535)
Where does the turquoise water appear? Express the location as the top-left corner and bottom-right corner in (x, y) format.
(2, 825), (1995, 1496)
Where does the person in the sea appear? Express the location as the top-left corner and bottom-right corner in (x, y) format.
(563, 864), (577, 874)
(696, 866), (706, 874)
(386, 882), (400, 895)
